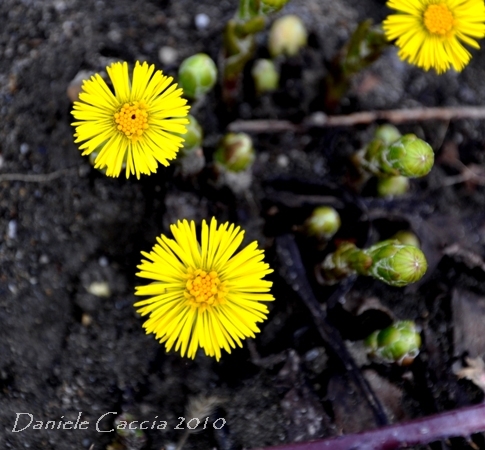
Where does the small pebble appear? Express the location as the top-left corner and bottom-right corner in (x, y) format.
(20, 143), (29, 155)
(108, 29), (122, 43)
(158, 46), (178, 65)
(276, 154), (289, 168)
(86, 281), (111, 298)
(7, 220), (17, 239)
(39, 254), (50, 264)
(98, 256), (109, 267)
(194, 13), (210, 30)
(81, 314), (92, 327)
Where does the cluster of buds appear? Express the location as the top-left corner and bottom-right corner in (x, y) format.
(318, 239), (427, 287)
(223, 0), (291, 102)
(353, 124), (434, 196)
(365, 320), (421, 365)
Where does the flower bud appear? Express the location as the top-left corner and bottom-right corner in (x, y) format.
(391, 230), (420, 249)
(386, 134), (434, 178)
(305, 206), (341, 240)
(268, 15), (307, 57)
(252, 59), (279, 94)
(178, 114), (203, 152)
(367, 241), (427, 287)
(365, 320), (421, 365)
(214, 132), (255, 172)
(374, 124), (401, 146)
(178, 53), (218, 100)
(260, 0), (290, 14)
(319, 242), (372, 284)
(377, 175), (410, 197)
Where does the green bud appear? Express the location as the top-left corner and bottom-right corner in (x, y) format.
(251, 59), (279, 94)
(215, 132), (255, 172)
(178, 53), (218, 100)
(391, 230), (420, 249)
(305, 206), (341, 240)
(366, 241), (427, 287)
(374, 124), (401, 146)
(178, 114), (203, 152)
(365, 321), (421, 365)
(268, 15), (307, 57)
(377, 175), (410, 197)
(260, 0), (290, 14)
(385, 134), (435, 178)
(320, 242), (372, 284)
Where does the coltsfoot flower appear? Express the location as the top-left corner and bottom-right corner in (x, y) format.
(383, 0), (485, 74)
(134, 218), (274, 361)
(71, 61), (190, 179)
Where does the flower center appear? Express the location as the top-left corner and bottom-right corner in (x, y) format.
(114, 101), (149, 141)
(423, 3), (454, 35)
(185, 269), (227, 309)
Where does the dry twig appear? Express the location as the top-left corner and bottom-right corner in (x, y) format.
(0, 167), (79, 183)
(276, 234), (389, 427)
(228, 106), (485, 134)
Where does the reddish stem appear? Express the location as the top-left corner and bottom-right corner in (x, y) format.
(253, 402), (485, 450)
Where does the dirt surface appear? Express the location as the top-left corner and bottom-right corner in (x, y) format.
(3, 0), (485, 450)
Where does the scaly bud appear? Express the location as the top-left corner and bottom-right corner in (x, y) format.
(366, 240), (427, 287)
(178, 53), (218, 100)
(268, 15), (307, 57)
(178, 114), (203, 153)
(260, 0), (290, 14)
(214, 132), (255, 172)
(391, 230), (420, 249)
(252, 59), (279, 94)
(365, 320), (421, 365)
(305, 206), (341, 240)
(318, 240), (427, 286)
(385, 134), (435, 178)
(354, 132), (434, 179)
(374, 124), (401, 146)
(319, 242), (373, 284)
(377, 175), (410, 197)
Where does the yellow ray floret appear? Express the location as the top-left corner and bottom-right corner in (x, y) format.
(71, 61), (190, 179)
(134, 218), (275, 361)
(383, 0), (485, 73)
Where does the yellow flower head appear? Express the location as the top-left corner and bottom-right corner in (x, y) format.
(71, 61), (190, 179)
(134, 218), (274, 361)
(383, 0), (485, 73)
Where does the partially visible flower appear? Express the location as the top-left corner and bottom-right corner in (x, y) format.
(134, 218), (274, 361)
(383, 0), (485, 73)
(71, 61), (190, 179)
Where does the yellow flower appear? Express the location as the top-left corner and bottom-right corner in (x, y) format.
(383, 0), (485, 73)
(134, 218), (274, 361)
(71, 61), (190, 179)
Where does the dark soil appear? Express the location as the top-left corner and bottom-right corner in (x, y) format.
(2, 1), (485, 450)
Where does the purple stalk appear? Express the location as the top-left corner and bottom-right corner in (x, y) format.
(253, 402), (485, 450)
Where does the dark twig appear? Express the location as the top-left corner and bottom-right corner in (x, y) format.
(252, 402), (485, 450)
(275, 234), (389, 427)
(228, 106), (485, 134)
